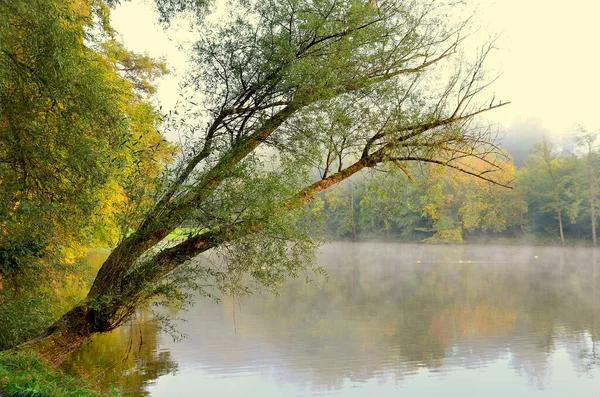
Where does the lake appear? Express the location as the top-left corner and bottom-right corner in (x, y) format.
(65, 243), (600, 396)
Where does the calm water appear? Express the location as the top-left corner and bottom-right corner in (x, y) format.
(65, 243), (600, 396)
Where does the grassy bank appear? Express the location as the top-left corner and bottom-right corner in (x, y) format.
(0, 352), (115, 397)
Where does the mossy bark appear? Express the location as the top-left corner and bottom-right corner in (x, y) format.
(14, 302), (116, 368)
(15, 305), (93, 367)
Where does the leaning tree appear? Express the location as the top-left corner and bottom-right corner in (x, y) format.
(13, 0), (510, 365)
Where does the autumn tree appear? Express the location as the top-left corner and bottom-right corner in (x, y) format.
(7, 0), (511, 365)
(0, 0), (174, 348)
(417, 156), (523, 242)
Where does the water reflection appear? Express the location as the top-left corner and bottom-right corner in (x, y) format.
(66, 243), (600, 396)
(63, 316), (177, 397)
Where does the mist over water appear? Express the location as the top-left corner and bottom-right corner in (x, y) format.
(67, 243), (600, 396)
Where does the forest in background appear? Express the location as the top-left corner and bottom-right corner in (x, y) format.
(317, 133), (600, 245)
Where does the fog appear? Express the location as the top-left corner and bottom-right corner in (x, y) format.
(70, 242), (600, 396)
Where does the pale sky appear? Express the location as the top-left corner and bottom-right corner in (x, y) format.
(111, 0), (600, 146)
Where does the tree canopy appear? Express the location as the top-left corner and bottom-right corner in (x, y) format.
(1, 0), (513, 366)
(81, 0), (509, 338)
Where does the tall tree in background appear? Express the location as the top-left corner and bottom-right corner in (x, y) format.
(4, 0), (511, 365)
(518, 138), (571, 244)
(574, 128), (600, 247)
(325, 182), (361, 239)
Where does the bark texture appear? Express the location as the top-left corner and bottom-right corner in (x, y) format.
(16, 304), (96, 367)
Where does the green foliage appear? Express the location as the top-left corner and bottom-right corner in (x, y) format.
(0, 238), (46, 276)
(515, 132), (600, 244)
(158, 153), (324, 302)
(321, 160), (524, 243)
(0, 0), (118, 271)
(324, 183), (360, 238)
(0, 293), (57, 352)
(516, 139), (581, 241)
(0, 255), (98, 350)
(0, 0), (175, 349)
(320, 132), (600, 246)
(0, 351), (113, 397)
(0, 0), (174, 266)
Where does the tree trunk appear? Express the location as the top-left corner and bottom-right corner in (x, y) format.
(558, 208), (565, 245)
(592, 194), (597, 247)
(9, 231), (221, 367)
(15, 304), (96, 368)
(350, 184), (357, 239)
(592, 205), (597, 247)
(589, 155), (597, 247)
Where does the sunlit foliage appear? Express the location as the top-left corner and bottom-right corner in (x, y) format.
(321, 157), (524, 243)
(0, 0), (174, 348)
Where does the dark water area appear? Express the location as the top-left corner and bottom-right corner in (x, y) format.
(65, 243), (600, 396)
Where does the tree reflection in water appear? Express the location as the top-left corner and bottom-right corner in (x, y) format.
(62, 251), (178, 396)
(62, 315), (177, 397)
(65, 243), (600, 395)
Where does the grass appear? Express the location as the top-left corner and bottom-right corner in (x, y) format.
(0, 352), (117, 397)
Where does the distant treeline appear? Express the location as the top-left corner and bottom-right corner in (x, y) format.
(315, 132), (600, 246)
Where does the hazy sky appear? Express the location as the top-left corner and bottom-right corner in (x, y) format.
(111, 0), (600, 146)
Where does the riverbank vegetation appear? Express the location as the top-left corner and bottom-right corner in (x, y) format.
(0, 352), (109, 397)
(0, 0), (174, 356)
(318, 134), (600, 245)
